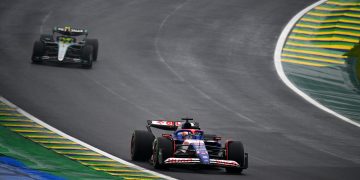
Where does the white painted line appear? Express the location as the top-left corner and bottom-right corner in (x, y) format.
(0, 96), (177, 180)
(274, 0), (360, 128)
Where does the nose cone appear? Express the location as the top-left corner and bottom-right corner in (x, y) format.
(198, 151), (210, 164)
(191, 141), (210, 164)
(57, 42), (70, 61)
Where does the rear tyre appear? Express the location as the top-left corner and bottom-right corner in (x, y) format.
(81, 45), (93, 69)
(153, 137), (173, 169)
(31, 40), (45, 64)
(226, 141), (245, 174)
(85, 39), (98, 61)
(131, 130), (154, 161)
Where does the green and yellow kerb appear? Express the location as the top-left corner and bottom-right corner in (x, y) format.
(0, 100), (165, 180)
(281, 0), (360, 67)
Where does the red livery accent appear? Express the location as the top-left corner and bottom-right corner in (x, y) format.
(162, 134), (172, 138)
(225, 140), (232, 160)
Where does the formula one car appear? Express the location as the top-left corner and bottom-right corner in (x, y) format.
(31, 26), (98, 69)
(131, 118), (248, 173)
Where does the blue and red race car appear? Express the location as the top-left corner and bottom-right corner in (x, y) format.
(130, 118), (248, 173)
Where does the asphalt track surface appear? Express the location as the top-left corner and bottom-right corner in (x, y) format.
(0, 0), (360, 179)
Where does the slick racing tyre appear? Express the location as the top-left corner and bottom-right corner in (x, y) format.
(85, 39), (98, 61)
(131, 130), (154, 161)
(31, 40), (45, 64)
(226, 141), (245, 174)
(81, 45), (93, 69)
(152, 137), (173, 169)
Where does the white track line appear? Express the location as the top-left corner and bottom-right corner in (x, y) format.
(0, 96), (177, 180)
(274, 0), (360, 128)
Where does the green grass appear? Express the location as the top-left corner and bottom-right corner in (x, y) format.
(345, 42), (360, 83)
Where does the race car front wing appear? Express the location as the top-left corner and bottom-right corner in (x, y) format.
(165, 158), (240, 168)
(39, 56), (82, 63)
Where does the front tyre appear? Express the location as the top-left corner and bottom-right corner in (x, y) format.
(130, 130), (154, 161)
(81, 45), (93, 69)
(152, 137), (173, 169)
(31, 40), (45, 64)
(226, 141), (245, 174)
(85, 39), (98, 61)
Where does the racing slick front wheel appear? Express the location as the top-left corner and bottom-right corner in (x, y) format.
(31, 40), (45, 64)
(152, 137), (173, 169)
(81, 45), (93, 69)
(85, 39), (98, 61)
(131, 130), (154, 161)
(226, 141), (245, 174)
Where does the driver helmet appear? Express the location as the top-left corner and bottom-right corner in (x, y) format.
(64, 26), (71, 32)
(181, 131), (190, 139)
(64, 26), (71, 35)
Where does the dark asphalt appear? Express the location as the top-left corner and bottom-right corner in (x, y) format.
(1, 0), (360, 179)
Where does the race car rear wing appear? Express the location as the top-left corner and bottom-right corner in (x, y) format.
(146, 119), (200, 132)
(53, 27), (88, 36)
